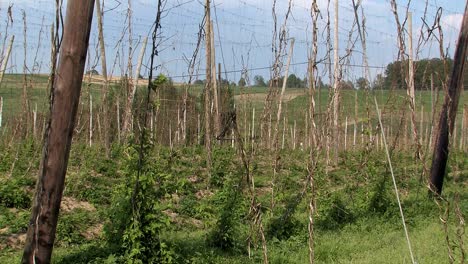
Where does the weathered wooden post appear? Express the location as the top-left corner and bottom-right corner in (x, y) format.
(429, 2), (468, 196)
(22, 1), (95, 263)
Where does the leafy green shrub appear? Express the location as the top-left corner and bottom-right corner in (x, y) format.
(104, 143), (174, 263)
(368, 177), (394, 215)
(65, 170), (117, 206)
(317, 194), (355, 230)
(0, 206), (29, 233)
(178, 194), (197, 217)
(208, 176), (246, 251)
(0, 179), (31, 209)
(266, 214), (302, 241)
(211, 147), (235, 187)
(55, 209), (98, 246)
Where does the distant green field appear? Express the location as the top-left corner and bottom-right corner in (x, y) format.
(1, 74), (466, 129)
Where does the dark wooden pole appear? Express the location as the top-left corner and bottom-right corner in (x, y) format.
(22, 1), (95, 263)
(429, 2), (468, 196)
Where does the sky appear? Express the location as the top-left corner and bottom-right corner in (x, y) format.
(0, 0), (465, 86)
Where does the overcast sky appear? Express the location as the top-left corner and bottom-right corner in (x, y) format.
(0, 0), (465, 85)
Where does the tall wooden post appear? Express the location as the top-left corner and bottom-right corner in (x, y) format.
(210, 21), (221, 139)
(273, 38), (294, 150)
(407, 12), (415, 108)
(204, 0), (212, 180)
(121, 36), (148, 139)
(333, 0), (340, 164)
(95, 0), (110, 156)
(429, 2), (468, 196)
(22, 1), (95, 263)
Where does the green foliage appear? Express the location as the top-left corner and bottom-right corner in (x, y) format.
(0, 178), (31, 209)
(208, 176), (246, 251)
(0, 206), (29, 233)
(317, 194), (356, 230)
(238, 77), (246, 87)
(368, 177), (395, 215)
(152, 74), (169, 90)
(383, 58), (457, 90)
(55, 209), (100, 246)
(286, 74), (305, 88)
(104, 142), (174, 263)
(253, 75), (266, 87)
(266, 214), (301, 241)
(211, 147), (236, 187)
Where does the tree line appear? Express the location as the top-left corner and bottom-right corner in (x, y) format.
(191, 58), (468, 90)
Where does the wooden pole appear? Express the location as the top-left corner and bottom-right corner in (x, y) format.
(33, 103), (37, 138)
(420, 105), (423, 145)
(22, 1), (95, 262)
(95, 0), (110, 155)
(407, 12), (415, 108)
(282, 116), (285, 149)
(121, 36), (148, 139)
(116, 100), (121, 143)
(211, 21), (221, 139)
(252, 107), (255, 148)
(333, 0), (340, 164)
(344, 116), (348, 151)
(429, 2), (468, 195)
(204, 0), (213, 180)
(89, 94), (93, 147)
(273, 38), (295, 149)
(0, 36), (14, 86)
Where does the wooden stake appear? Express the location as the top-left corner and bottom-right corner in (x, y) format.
(116, 100), (121, 143)
(210, 20), (221, 139)
(282, 116), (286, 149)
(353, 122), (357, 148)
(430, 2), (468, 195)
(407, 12), (415, 107)
(361, 122), (364, 146)
(344, 116), (348, 151)
(197, 113), (200, 145)
(293, 120), (297, 150)
(89, 94), (93, 147)
(273, 38), (295, 150)
(420, 105), (423, 145)
(33, 103), (37, 138)
(252, 107), (255, 148)
(453, 119), (457, 148)
(121, 36), (148, 139)
(95, 0), (110, 155)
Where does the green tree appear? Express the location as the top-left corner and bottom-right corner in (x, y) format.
(339, 80), (354, 90)
(372, 74), (385, 90)
(356, 77), (369, 90)
(253, 75), (267, 87)
(286, 74), (303, 88)
(238, 77), (246, 87)
(383, 58), (458, 90)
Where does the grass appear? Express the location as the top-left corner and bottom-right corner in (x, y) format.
(0, 75), (466, 263)
(0, 140), (465, 263)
